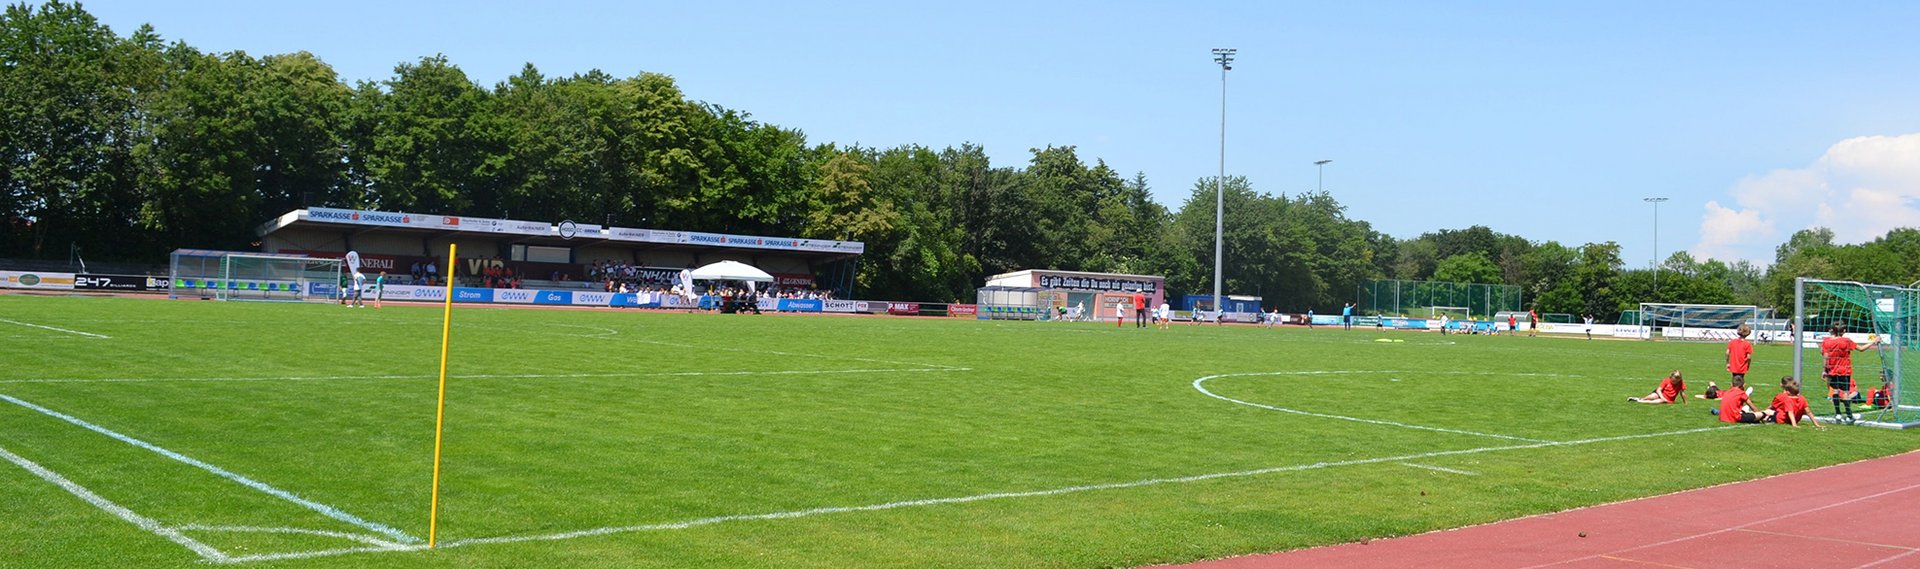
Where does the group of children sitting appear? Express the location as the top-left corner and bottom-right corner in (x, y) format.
(1627, 323), (1890, 428)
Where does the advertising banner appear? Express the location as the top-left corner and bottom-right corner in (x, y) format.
(452, 287), (494, 303)
(1, 271), (76, 290)
(73, 274), (161, 291)
(534, 290), (573, 305)
(571, 292), (613, 306)
(775, 298), (823, 312)
(493, 289), (536, 304)
(948, 304), (978, 316)
(886, 302), (920, 315)
(1036, 274), (1158, 293)
(772, 273), (815, 287)
(823, 300), (858, 313)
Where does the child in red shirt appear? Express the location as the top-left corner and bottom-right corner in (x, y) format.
(1821, 324), (1879, 423)
(1718, 376), (1766, 423)
(1768, 376), (1820, 428)
(1630, 370), (1687, 404)
(1726, 325), (1753, 382)
(1866, 374), (1893, 408)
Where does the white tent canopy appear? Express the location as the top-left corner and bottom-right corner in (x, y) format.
(688, 260), (774, 282)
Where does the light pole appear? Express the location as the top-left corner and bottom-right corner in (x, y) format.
(1212, 48), (1234, 314)
(1644, 197), (1668, 298)
(1315, 159), (1332, 193)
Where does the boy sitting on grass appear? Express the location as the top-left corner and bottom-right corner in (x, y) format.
(1716, 376), (1769, 424)
(1768, 376), (1822, 428)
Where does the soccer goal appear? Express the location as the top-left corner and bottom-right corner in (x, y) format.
(1793, 278), (1919, 429)
(1636, 303), (1782, 343)
(168, 249), (343, 302)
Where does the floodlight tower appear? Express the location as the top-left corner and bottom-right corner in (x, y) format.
(1212, 47), (1235, 314)
(1315, 159), (1332, 193)
(1645, 196), (1669, 298)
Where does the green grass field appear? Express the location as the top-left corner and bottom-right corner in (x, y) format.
(1, 293), (1915, 568)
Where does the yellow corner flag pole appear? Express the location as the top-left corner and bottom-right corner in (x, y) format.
(428, 243), (456, 548)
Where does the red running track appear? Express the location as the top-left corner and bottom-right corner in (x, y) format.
(1157, 450), (1920, 569)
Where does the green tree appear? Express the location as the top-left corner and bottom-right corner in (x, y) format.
(1432, 252), (1502, 284)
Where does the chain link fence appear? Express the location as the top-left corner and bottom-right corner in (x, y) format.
(1356, 279), (1523, 319)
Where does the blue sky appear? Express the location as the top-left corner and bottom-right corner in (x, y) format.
(75, 0), (1920, 266)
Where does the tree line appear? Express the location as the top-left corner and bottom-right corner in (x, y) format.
(4, 2), (1915, 319)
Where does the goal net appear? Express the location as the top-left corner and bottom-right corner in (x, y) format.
(1636, 303), (1783, 343)
(168, 249), (343, 302)
(1793, 278), (1919, 429)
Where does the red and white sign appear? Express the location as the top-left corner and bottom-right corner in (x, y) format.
(887, 302), (920, 315)
(947, 304), (978, 316)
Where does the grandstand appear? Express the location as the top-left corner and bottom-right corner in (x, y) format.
(254, 207), (862, 298)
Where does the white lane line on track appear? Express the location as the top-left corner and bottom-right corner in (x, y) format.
(228, 425), (1737, 564)
(0, 443), (229, 563)
(1399, 462), (1479, 476)
(0, 393), (420, 544)
(0, 318), (110, 339)
(1193, 371), (1555, 443)
(0, 367), (973, 385)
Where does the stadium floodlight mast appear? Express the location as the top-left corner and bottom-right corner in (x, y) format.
(1212, 47), (1235, 314)
(1315, 159), (1332, 193)
(1645, 197), (1669, 298)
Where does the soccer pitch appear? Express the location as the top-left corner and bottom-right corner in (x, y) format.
(2, 294), (1915, 568)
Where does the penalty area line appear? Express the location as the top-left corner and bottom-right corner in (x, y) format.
(0, 318), (110, 339)
(243, 424), (1736, 563)
(0, 443), (229, 563)
(0, 393), (420, 545)
(1399, 462), (1479, 476)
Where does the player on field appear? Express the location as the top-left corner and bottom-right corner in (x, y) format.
(1726, 325), (1754, 383)
(1342, 302), (1354, 330)
(1769, 376), (1821, 428)
(350, 270), (366, 308)
(1528, 309), (1539, 337)
(374, 271), (386, 309)
(1630, 370), (1687, 404)
(1157, 302), (1172, 330)
(1821, 323), (1879, 423)
(1866, 373), (1893, 408)
(1717, 376), (1767, 424)
(1133, 290), (1148, 329)
(1508, 314), (1518, 336)
(1583, 314), (1595, 340)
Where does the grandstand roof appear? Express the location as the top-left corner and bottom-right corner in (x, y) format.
(256, 207), (864, 261)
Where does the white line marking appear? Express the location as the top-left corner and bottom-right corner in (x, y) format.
(1194, 371), (1555, 443)
(1399, 462), (1479, 476)
(174, 524), (410, 550)
(1521, 478), (1920, 569)
(0, 443), (229, 563)
(0, 367), (974, 385)
(0, 318), (110, 339)
(0, 393), (420, 544)
(236, 425), (1735, 563)
(1858, 550), (1920, 569)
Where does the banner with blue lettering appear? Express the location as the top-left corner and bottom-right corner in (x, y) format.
(571, 291), (612, 306)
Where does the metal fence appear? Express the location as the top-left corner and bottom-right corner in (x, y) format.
(1356, 279), (1523, 319)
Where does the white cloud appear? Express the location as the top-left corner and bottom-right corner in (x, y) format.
(1692, 201), (1773, 261)
(1692, 133), (1920, 264)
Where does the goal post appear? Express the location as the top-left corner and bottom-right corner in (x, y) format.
(1793, 278), (1919, 429)
(169, 249), (343, 302)
(1636, 303), (1780, 343)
